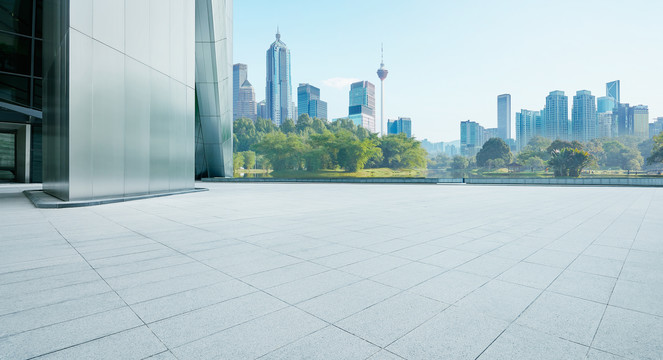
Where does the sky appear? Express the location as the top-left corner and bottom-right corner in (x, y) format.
(234, 0), (663, 142)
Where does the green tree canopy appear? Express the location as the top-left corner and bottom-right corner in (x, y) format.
(280, 118), (296, 134)
(647, 133), (663, 165)
(233, 118), (257, 153)
(547, 139), (583, 153)
(378, 134), (427, 169)
(602, 140), (643, 170)
(548, 148), (592, 177)
(295, 114), (313, 134)
(255, 117), (276, 134)
(476, 138), (512, 167)
(253, 132), (305, 171)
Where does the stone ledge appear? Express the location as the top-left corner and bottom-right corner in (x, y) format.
(23, 188), (208, 209)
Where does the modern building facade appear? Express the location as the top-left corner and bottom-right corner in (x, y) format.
(606, 80), (620, 103)
(297, 83), (327, 120)
(497, 94), (511, 140)
(572, 90), (597, 142)
(256, 100), (267, 119)
(0, 0), (44, 183)
(348, 81), (376, 132)
(387, 117), (412, 138)
(233, 64), (256, 121)
(460, 120), (485, 156)
(265, 29), (292, 126)
(615, 103), (630, 136)
(598, 112), (613, 139)
(544, 91), (569, 141)
(22, 0), (234, 201)
(516, 109), (540, 149)
(597, 96), (616, 114)
(629, 105), (649, 140)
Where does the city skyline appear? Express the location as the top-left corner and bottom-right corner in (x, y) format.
(235, 0), (663, 142)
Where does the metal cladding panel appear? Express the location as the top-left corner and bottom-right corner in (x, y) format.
(67, 29), (93, 200)
(124, 57), (151, 195)
(43, 0), (70, 200)
(91, 41), (126, 198)
(125, 0), (150, 65)
(43, 0), (197, 201)
(92, 0), (125, 52)
(195, 0), (233, 178)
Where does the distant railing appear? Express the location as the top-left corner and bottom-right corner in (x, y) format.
(464, 178), (663, 186)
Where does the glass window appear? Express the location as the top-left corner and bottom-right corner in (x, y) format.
(0, 0), (33, 36)
(0, 31), (32, 75)
(0, 132), (16, 169)
(32, 77), (40, 108)
(0, 72), (30, 106)
(34, 39), (41, 77)
(35, 0), (42, 39)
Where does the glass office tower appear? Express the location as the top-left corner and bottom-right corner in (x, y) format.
(572, 90), (597, 142)
(387, 117), (412, 138)
(0, 0), (43, 183)
(297, 83), (327, 120)
(348, 81), (376, 132)
(544, 91), (569, 141)
(606, 80), (620, 103)
(266, 30), (292, 126)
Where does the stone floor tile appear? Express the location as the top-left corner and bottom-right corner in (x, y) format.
(592, 306), (663, 360)
(497, 262), (562, 289)
(477, 324), (588, 360)
(409, 270), (490, 304)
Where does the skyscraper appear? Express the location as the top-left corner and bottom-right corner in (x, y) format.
(597, 96), (616, 114)
(598, 112), (613, 139)
(387, 117), (412, 138)
(377, 45), (389, 136)
(629, 105), (649, 139)
(572, 90), (597, 142)
(233, 64), (257, 121)
(497, 94), (511, 140)
(256, 100), (267, 120)
(460, 120), (485, 156)
(544, 91), (569, 140)
(348, 81), (376, 132)
(606, 80), (620, 103)
(516, 110), (540, 149)
(297, 84), (328, 120)
(266, 29), (292, 126)
(650, 117), (663, 138)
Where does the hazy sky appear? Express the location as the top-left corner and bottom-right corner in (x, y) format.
(234, 0), (663, 142)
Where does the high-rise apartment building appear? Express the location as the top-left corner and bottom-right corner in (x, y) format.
(266, 29), (292, 126)
(606, 80), (620, 103)
(256, 100), (267, 120)
(233, 64), (256, 121)
(572, 90), (597, 142)
(516, 110), (540, 149)
(497, 94), (512, 140)
(615, 103), (630, 136)
(629, 105), (649, 139)
(460, 120), (485, 156)
(598, 112), (613, 139)
(297, 84), (328, 120)
(348, 81), (376, 132)
(387, 117), (412, 138)
(544, 91), (569, 141)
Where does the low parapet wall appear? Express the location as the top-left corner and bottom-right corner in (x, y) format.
(202, 177), (463, 184)
(465, 178), (663, 187)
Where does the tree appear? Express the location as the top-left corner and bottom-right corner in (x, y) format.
(255, 118), (276, 134)
(296, 114), (313, 133)
(647, 133), (663, 165)
(312, 118), (327, 133)
(603, 140), (643, 170)
(233, 118), (257, 152)
(243, 151), (256, 170)
(548, 148), (592, 177)
(378, 134), (427, 169)
(524, 156), (545, 171)
(476, 138), (512, 167)
(451, 156), (469, 170)
(547, 139), (583, 153)
(253, 132), (305, 171)
(233, 152), (245, 172)
(280, 118), (296, 134)
(428, 153), (451, 170)
(526, 137), (552, 153)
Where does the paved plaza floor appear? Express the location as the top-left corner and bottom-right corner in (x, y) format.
(1, 183), (662, 359)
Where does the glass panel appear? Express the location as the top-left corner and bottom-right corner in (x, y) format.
(34, 39), (41, 77)
(0, 0), (33, 36)
(35, 0), (42, 38)
(0, 31), (32, 75)
(0, 72), (30, 106)
(0, 132), (16, 167)
(32, 77), (40, 109)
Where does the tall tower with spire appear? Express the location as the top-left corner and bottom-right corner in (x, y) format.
(266, 27), (293, 126)
(377, 44), (389, 136)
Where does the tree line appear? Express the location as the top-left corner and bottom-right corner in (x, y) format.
(233, 115), (427, 173)
(428, 134), (663, 178)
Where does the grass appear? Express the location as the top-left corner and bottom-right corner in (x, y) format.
(267, 168), (427, 179)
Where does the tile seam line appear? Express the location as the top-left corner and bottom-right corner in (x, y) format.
(585, 191), (656, 357)
(472, 192), (646, 360)
(44, 218), (174, 358)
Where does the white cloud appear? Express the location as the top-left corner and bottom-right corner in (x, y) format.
(322, 77), (360, 89)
